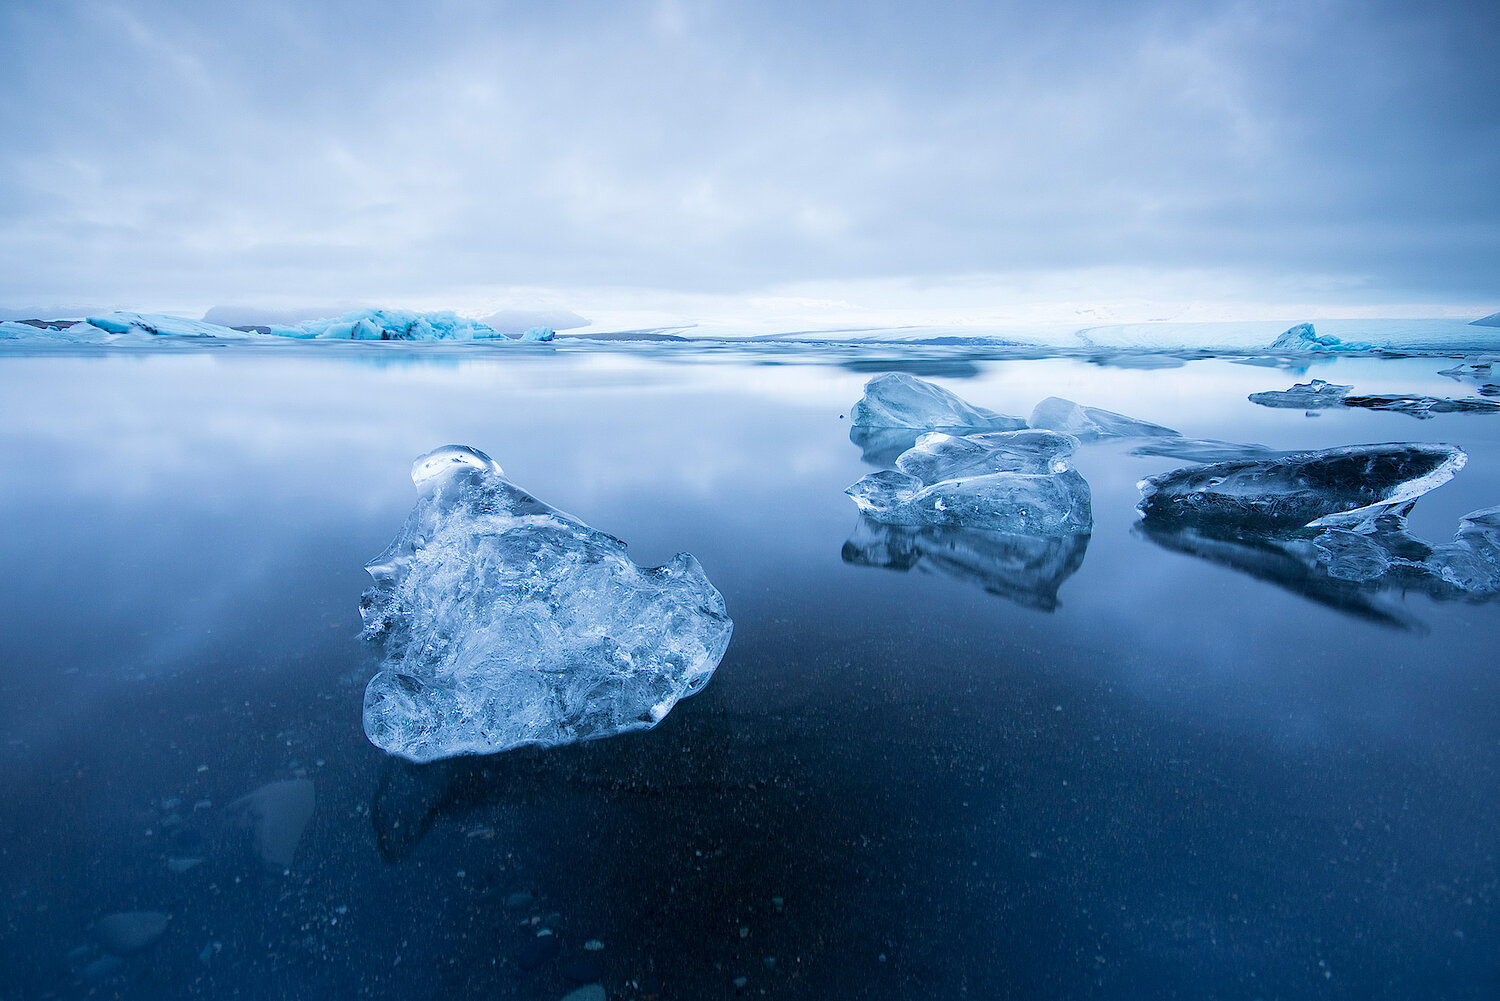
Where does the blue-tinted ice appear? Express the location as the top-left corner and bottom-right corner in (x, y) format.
(850, 372), (1026, 432)
(360, 446), (732, 762)
(847, 430), (1092, 535)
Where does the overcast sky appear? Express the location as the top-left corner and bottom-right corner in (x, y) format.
(1, 0), (1495, 327)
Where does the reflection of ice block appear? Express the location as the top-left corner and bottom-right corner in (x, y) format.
(1132, 438), (1287, 464)
(360, 446), (732, 763)
(842, 516), (1089, 612)
(849, 373), (1025, 431)
(1137, 443), (1466, 533)
(1134, 520), (1422, 631)
(1028, 397), (1179, 441)
(1248, 379), (1352, 409)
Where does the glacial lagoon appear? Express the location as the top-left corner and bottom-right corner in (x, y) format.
(1, 339), (1497, 999)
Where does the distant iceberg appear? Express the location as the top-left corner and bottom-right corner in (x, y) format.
(1471, 312), (1500, 327)
(361, 446), (732, 762)
(267, 309), (508, 341)
(87, 312), (253, 338)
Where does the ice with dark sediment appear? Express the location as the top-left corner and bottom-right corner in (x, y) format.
(1339, 394), (1500, 418)
(1248, 379), (1353, 409)
(360, 446), (732, 763)
(1137, 443), (1466, 533)
(842, 516), (1090, 612)
(849, 373), (1026, 431)
(846, 430), (1092, 535)
(1028, 396), (1180, 441)
(1435, 358), (1500, 396)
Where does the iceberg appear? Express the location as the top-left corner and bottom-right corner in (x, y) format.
(1472, 312), (1500, 327)
(86, 312), (247, 338)
(360, 446), (732, 763)
(1028, 397), (1179, 441)
(849, 373), (1026, 431)
(842, 516), (1089, 612)
(1137, 443), (1466, 533)
(268, 309), (505, 341)
(846, 431), (1092, 535)
(1268, 322), (1371, 352)
(1247, 379), (1353, 409)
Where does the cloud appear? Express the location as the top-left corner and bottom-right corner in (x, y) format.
(0, 0), (1495, 319)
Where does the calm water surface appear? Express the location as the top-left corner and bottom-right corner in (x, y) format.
(1, 345), (1496, 999)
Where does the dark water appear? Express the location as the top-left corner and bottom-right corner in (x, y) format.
(0, 346), (1496, 999)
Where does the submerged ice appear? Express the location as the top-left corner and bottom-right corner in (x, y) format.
(360, 446), (732, 762)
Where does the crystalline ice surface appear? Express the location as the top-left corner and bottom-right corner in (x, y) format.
(1028, 397), (1179, 442)
(895, 429), (1077, 481)
(1138, 443), (1466, 533)
(1248, 379), (1353, 409)
(360, 446), (732, 762)
(1312, 505), (1500, 596)
(849, 373), (1026, 431)
(846, 431), (1092, 535)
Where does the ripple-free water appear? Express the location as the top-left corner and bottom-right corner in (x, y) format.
(1, 346), (1496, 999)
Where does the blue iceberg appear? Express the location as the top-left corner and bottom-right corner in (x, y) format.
(268, 309), (506, 341)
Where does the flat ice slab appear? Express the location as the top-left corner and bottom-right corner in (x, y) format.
(360, 446), (732, 762)
(1138, 443), (1466, 533)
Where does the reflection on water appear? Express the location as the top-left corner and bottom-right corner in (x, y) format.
(842, 516), (1090, 611)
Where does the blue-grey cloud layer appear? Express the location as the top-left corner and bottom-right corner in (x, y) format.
(1, 0), (1495, 310)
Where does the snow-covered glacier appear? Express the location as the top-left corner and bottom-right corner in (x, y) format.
(359, 446), (732, 762)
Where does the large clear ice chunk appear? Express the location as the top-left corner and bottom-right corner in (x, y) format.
(1028, 397), (1180, 441)
(850, 373), (1026, 431)
(1137, 443), (1466, 532)
(846, 431), (1092, 535)
(360, 446), (733, 763)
